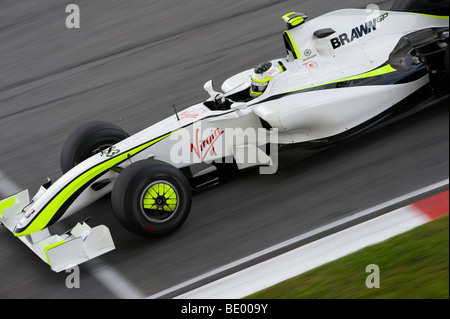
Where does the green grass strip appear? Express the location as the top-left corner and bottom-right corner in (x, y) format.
(246, 214), (449, 299)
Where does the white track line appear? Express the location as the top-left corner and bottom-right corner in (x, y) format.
(148, 179), (449, 299)
(176, 205), (430, 299)
(85, 259), (145, 299)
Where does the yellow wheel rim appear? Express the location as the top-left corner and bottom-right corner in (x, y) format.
(142, 182), (178, 213)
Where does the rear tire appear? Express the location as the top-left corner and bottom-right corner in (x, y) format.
(60, 121), (129, 173)
(111, 159), (192, 237)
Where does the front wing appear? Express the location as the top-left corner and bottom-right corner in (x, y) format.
(0, 189), (115, 272)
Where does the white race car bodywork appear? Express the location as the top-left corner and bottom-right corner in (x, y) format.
(1, 9), (448, 272)
(228, 10), (447, 142)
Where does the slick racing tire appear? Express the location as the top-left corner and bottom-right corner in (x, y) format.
(111, 159), (192, 237)
(60, 121), (129, 173)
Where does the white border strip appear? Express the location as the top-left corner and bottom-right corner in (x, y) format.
(176, 205), (430, 299)
(147, 179), (449, 299)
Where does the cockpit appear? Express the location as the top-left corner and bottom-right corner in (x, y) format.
(203, 59), (288, 111)
(202, 12), (309, 111)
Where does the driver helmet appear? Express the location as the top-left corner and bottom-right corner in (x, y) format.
(250, 61), (282, 97)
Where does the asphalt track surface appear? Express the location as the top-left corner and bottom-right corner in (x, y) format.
(0, 0), (448, 299)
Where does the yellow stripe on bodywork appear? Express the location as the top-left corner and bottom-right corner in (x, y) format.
(412, 13), (449, 20)
(284, 30), (301, 59)
(286, 64), (397, 95)
(333, 64), (397, 83)
(44, 240), (65, 264)
(0, 197), (16, 218)
(14, 132), (172, 237)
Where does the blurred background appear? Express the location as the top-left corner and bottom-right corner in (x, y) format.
(0, 0), (448, 299)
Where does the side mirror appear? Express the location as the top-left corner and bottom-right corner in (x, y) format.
(204, 80), (218, 99)
(204, 80), (225, 104)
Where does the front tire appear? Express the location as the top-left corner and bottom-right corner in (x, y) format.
(111, 159), (192, 237)
(60, 121), (129, 173)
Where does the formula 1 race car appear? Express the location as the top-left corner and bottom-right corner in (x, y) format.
(1, 1), (448, 272)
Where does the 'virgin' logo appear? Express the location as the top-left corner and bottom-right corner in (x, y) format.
(190, 128), (224, 160)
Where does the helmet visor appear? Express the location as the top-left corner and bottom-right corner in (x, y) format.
(250, 81), (268, 96)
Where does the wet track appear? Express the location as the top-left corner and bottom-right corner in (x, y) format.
(0, 0), (448, 298)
